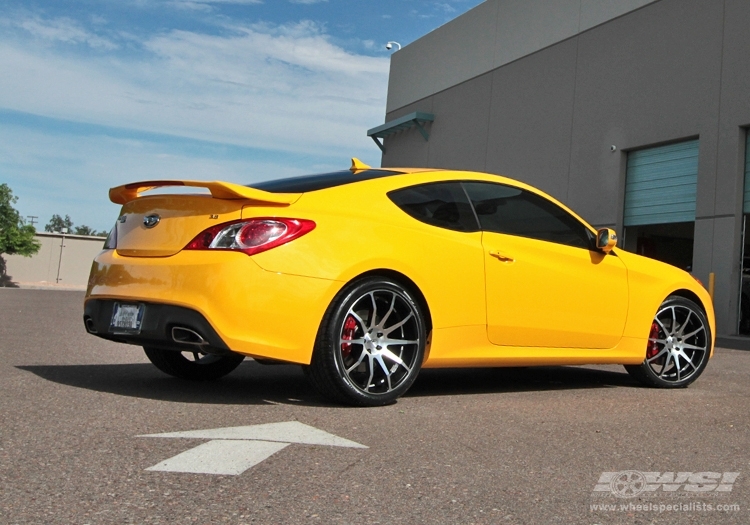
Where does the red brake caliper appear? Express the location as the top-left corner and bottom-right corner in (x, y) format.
(647, 321), (660, 358)
(341, 315), (358, 358)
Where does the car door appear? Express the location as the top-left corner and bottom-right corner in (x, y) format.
(462, 182), (629, 349)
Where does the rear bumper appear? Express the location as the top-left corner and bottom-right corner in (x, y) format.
(85, 249), (342, 364)
(84, 299), (233, 355)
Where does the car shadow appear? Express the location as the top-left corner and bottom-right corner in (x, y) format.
(17, 360), (637, 406)
(16, 361), (320, 406)
(407, 365), (637, 398)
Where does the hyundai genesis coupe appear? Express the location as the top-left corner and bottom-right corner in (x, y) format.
(84, 159), (715, 406)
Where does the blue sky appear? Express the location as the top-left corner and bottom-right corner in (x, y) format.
(0, 0), (483, 232)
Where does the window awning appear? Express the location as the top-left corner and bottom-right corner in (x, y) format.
(367, 112), (435, 153)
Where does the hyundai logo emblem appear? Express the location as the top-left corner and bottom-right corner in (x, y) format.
(143, 214), (161, 228)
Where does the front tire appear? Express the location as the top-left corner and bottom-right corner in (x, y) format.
(143, 346), (245, 380)
(624, 296), (711, 388)
(306, 277), (427, 406)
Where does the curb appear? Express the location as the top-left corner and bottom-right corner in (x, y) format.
(0, 283), (86, 292)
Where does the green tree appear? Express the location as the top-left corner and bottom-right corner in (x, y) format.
(45, 214), (74, 233)
(74, 224), (95, 236)
(0, 183), (41, 257)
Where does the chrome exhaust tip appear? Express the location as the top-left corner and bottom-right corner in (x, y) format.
(171, 326), (207, 346)
(84, 317), (98, 334)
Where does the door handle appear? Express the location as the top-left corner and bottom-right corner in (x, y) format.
(489, 250), (515, 263)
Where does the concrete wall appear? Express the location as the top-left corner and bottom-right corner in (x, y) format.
(3, 233), (105, 287)
(381, 0), (749, 336)
(386, 0), (658, 113)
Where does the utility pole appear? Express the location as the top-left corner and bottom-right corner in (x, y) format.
(56, 228), (67, 284)
(26, 216), (38, 228)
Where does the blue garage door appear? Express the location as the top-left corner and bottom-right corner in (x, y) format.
(624, 139), (699, 227)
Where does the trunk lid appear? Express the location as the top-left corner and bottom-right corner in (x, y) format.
(116, 195), (245, 257)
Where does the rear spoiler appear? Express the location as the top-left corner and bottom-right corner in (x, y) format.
(109, 180), (301, 206)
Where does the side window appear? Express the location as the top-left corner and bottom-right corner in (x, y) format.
(462, 182), (592, 249)
(388, 182), (479, 232)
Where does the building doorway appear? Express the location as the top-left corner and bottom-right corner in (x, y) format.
(623, 222), (695, 272)
(739, 216), (750, 335)
(623, 139), (698, 272)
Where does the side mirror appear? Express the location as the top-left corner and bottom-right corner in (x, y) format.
(596, 228), (617, 253)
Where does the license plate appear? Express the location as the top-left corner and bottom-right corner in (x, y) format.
(110, 303), (144, 334)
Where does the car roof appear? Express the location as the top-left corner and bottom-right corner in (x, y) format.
(247, 167), (439, 194)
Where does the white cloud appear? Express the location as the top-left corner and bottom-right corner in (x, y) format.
(166, 0), (263, 10)
(165, 1), (214, 11)
(0, 16), (389, 157)
(0, 124), (348, 231)
(170, 0), (262, 5)
(289, 0), (328, 4)
(8, 15), (118, 50)
(0, 13), (389, 228)
(436, 3), (457, 13)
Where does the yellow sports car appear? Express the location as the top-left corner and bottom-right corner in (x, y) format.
(84, 159), (715, 406)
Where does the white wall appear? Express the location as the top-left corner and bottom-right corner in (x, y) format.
(3, 233), (105, 287)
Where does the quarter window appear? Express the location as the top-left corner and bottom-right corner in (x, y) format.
(462, 182), (592, 249)
(388, 183), (479, 232)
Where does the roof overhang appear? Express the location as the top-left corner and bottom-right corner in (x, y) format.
(367, 111), (435, 153)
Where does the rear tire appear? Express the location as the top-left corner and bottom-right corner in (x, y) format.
(143, 346), (245, 380)
(305, 277), (427, 407)
(624, 296), (711, 388)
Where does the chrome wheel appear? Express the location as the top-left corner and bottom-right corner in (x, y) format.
(646, 303), (708, 382)
(625, 296), (711, 388)
(338, 289), (422, 396)
(306, 277), (427, 406)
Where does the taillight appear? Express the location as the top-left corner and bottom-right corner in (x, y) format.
(184, 218), (315, 256)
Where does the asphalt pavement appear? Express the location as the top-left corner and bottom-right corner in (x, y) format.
(1, 289), (748, 524)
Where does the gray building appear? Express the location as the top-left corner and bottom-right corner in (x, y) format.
(371, 0), (750, 339)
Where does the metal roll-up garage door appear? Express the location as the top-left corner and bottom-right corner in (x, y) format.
(624, 139), (699, 227)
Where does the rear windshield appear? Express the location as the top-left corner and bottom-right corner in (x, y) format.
(248, 169), (403, 193)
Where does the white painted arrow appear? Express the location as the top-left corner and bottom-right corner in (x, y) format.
(139, 421), (367, 475)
